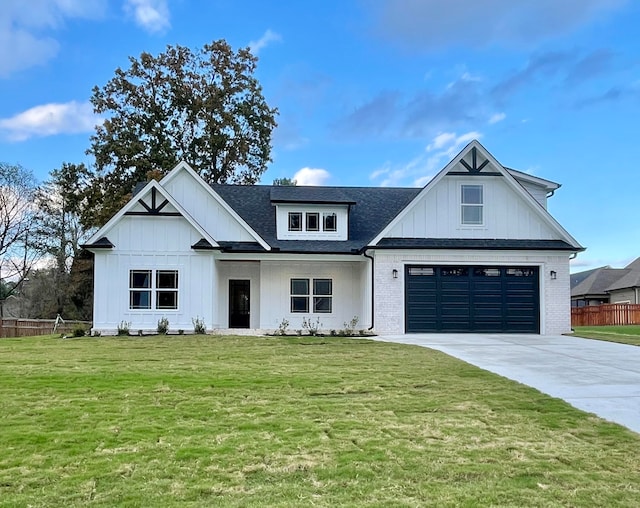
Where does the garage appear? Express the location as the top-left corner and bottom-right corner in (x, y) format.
(405, 265), (540, 333)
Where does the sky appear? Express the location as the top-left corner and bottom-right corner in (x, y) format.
(1, 0), (639, 273)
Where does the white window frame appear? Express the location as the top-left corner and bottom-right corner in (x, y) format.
(129, 269), (179, 310)
(460, 184), (484, 226)
(290, 277), (333, 314)
(288, 212), (302, 231)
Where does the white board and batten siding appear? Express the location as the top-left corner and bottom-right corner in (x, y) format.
(386, 176), (558, 240)
(275, 204), (349, 241)
(162, 168), (256, 242)
(92, 215), (216, 334)
(517, 180), (549, 209)
(258, 260), (368, 332)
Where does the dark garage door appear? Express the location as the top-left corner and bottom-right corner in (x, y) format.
(405, 266), (540, 333)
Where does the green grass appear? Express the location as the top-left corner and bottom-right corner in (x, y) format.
(572, 325), (640, 346)
(1, 335), (640, 507)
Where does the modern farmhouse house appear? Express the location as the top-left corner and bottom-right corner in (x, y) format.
(84, 140), (583, 336)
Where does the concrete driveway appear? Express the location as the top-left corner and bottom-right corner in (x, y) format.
(375, 334), (640, 434)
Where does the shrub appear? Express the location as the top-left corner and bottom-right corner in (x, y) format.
(117, 321), (130, 336)
(157, 317), (169, 335)
(302, 317), (322, 336)
(192, 316), (206, 335)
(276, 318), (290, 336)
(343, 316), (359, 336)
(72, 326), (86, 338)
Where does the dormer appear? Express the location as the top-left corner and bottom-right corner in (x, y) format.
(270, 187), (354, 240)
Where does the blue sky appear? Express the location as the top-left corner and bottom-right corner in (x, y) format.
(1, 0), (639, 272)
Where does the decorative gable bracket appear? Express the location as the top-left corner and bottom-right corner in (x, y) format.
(125, 187), (181, 216)
(448, 146), (501, 176)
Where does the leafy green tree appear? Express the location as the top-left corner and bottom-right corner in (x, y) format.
(87, 39), (278, 226)
(272, 177), (297, 186)
(33, 163), (94, 317)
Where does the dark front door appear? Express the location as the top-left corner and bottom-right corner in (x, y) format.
(229, 280), (250, 328)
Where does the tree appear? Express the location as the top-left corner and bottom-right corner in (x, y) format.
(0, 163), (40, 317)
(87, 39), (278, 226)
(33, 163), (94, 316)
(272, 177), (297, 186)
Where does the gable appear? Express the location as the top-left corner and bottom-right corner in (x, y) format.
(84, 180), (218, 250)
(371, 140), (582, 250)
(161, 165), (261, 244)
(385, 174), (558, 240)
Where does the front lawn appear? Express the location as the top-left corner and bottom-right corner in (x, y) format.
(1, 335), (639, 506)
(571, 325), (640, 346)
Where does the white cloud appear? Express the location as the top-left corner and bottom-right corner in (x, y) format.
(370, 131), (482, 187)
(0, 101), (102, 141)
(248, 29), (282, 55)
(488, 112), (506, 124)
(0, 0), (106, 77)
(293, 167), (331, 186)
(124, 0), (170, 34)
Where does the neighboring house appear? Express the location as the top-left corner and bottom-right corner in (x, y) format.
(607, 258), (640, 304)
(571, 258), (640, 306)
(570, 267), (625, 307)
(83, 140), (583, 336)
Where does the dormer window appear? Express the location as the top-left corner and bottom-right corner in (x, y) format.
(279, 206), (347, 240)
(323, 213), (337, 232)
(288, 212), (302, 231)
(306, 212), (319, 231)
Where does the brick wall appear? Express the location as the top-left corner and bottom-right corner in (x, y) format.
(371, 250), (572, 336)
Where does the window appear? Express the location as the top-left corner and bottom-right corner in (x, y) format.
(323, 213), (337, 232)
(441, 267), (469, 277)
(461, 184), (483, 225)
(156, 270), (178, 309)
(290, 278), (333, 313)
(408, 267), (434, 276)
(506, 268), (536, 277)
(130, 270), (151, 309)
(291, 278), (309, 313)
(313, 279), (332, 313)
(286, 211), (338, 234)
(473, 267), (501, 277)
(288, 212), (302, 231)
(129, 269), (178, 310)
(306, 212), (319, 231)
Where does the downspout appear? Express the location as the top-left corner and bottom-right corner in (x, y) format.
(363, 249), (375, 331)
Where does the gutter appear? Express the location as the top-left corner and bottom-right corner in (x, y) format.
(363, 250), (375, 331)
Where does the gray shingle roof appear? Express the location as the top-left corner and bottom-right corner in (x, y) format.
(269, 186), (356, 204)
(376, 238), (577, 250)
(571, 268), (628, 297)
(210, 183), (582, 255)
(212, 184), (421, 253)
(606, 259), (640, 291)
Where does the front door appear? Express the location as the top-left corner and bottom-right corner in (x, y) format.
(229, 280), (250, 328)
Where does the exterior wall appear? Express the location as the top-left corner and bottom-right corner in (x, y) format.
(215, 261), (261, 329)
(609, 288), (637, 304)
(258, 259), (366, 333)
(162, 169), (255, 242)
(92, 216), (216, 334)
(371, 249), (573, 336)
(387, 176), (557, 240)
(517, 180), (548, 209)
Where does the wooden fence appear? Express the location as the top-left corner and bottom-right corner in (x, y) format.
(571, 304), (640, 327)
(0, 319), (92, 338)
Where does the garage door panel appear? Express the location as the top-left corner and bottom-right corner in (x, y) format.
(406, 265), (539, 333)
